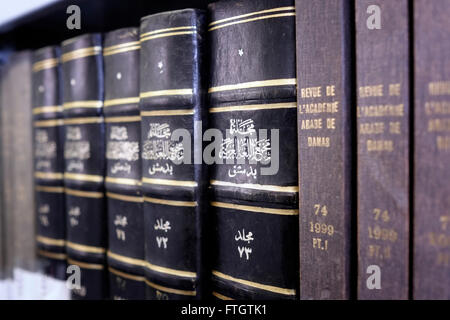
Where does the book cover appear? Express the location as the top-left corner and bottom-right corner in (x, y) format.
(413, 0), (450, 300)
(356, 0), (410, 299)
(139, 9), (209, 300)
(32, 46), (67, 280)
(61, 33), (107, 299)
(208, 0), (299, 300)
(103, 28), (145, 295)
(296, 0), (354, 300)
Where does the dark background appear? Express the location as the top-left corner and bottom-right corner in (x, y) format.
(0, 0), (211, 55)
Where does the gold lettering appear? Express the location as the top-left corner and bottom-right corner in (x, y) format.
(389, 121), (401, 134)
(427, 118), (450, 132)
(389, 83), (401, 96)
(428, 232), (450, 248)
(312, 237), (328, 251)
(301, 86), (322, 98)
(436, 252), (450, 267)
(424, 101), (450, 115)
(301, 118), (322, 130)
(359, 122), (385, 134)
(357, 104), (404, 117)
(366, 139), (393, 152)
(326, 118), (336, 129)
(359, 85), (384, 98)
(326, 85), (335, 96)
(437, 136), (450, 151)
(307, 136), (330, 148)
(428, 81), (450, 96)
(298, 101), (339, 114)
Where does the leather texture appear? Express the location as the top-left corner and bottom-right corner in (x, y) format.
(70, 262), (108, 300)
(61, 33), (106, 265)
(139, 8), (209, 300)
(109, 268), (146, 300)
(32, 46), (66, 256)
(103, 27), (145, 276)
(208, 0), (299, 300)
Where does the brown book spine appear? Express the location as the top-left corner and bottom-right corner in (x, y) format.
(356, 0), (410, 299)
(296, 0), (354, 299)
(413, 0), (450, 300)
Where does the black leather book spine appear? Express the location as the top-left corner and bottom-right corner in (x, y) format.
(208, 0), (298, 300)
(296, 0), (353, 300)
(32, 46), (66, 258)
(68, 257), (108, 300)
(108, 266), (146, 300)
(61, 33), (107, 299)
(103, 28), (145, 295)
(139, 9), (208, 300)
(413, 0), (450, 300)
(356, 0), (410, 299)
(32, 46), (67, 279)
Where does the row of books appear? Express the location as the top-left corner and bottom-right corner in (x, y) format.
(0, 0), (448, 300)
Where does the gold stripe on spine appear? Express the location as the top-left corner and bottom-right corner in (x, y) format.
(34, 171), (64, 180)
(145, 261), (197, 279)
(107, 251), (196, 278)
(64, 172), (104, 183)
(61, 46), (102, 63)
(142, 177), (198, 188)
(103, 41), (140, 52)
(63, 100), (103, 110)
(105, 176), (142, 187)
(139, 88), (193, 98)
(35, 185), (65, 193)
(63, 117), (104, 125)
(108, 266), (145, 282)
(210, 201), (298, 216)
(210, 179), (298, 193)
(212, 291), (234, 300)
(145, 279), (196, 296)
(38, 250), (67, 260)
(209, 12), (296, 31)
(103, 46), (141, 56)
(208, 6), (295, 26)
(144, 196), (197, 207)
(107, 251), (145, 267)
(106, 192), (143, 203)
(104, 97), (140, 107)
(104, 116), (141, 123)
(66, 241), (106, 254)
(32, 58), (59, 72)
(103, 41), (141, 56)
(212, 270), (296, 296)
(141, 109), (195, 116)
(65, 188), (103, 198)
(33, 106), (63, 115)
(140, 26), (196, 38)
(208, 78), (297, 93)
(67, 258), (104, 270)
(36, 235), (66, 247)
(34, 119), (64, 127)
(209, 102), (297, 113)
(140, 31), (196, 42)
